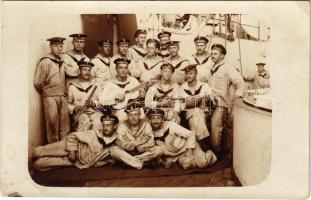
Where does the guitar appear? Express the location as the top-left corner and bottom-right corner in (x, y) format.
(113, 76), (160, 110)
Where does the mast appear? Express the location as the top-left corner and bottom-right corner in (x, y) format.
(237, 14), (243, 76)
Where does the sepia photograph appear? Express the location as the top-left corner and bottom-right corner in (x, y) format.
(1, 1), (309, 198)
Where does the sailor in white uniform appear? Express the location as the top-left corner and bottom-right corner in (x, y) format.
(128, 29), (147, 64)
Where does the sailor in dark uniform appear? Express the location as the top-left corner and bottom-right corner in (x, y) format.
(157, 31), (171, 58)
(62, 33), (90, 90)
(188, 36), (214, 82)
(91, 39), (113, 86)
(128, 29), (147, 64)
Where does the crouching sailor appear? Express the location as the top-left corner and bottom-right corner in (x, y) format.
(32, 112), (119, 171)
(141, 108), (217, 169)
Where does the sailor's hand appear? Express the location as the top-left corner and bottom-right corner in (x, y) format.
(115, 94), (125, 102)
(73, 106), (84, 114)
(68, 151), (76, 163)
(85, 100), (95, 107)
(232, 95), (243, 103)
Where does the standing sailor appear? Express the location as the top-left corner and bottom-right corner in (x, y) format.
(67, 60), (102, 132)
(62, 33), (90, 89)
(110, 38), (139, 78)
(137, 39), (163, 82)
(207, 44), (245, 155)
(128, 29), (147, 64)
(188, 36), (214, 82)
(91, 39), (113, 86)
(145, 63), (180, 122)
(166, 41), (190, 84)
(157, 31), (171, 58)
(34, 37), (70, 144)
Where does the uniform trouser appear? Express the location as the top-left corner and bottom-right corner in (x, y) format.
(186, 109), (210, 141)
(32, 139), (73, 171)
(75, 112), (103, 132)
(109, 146), (144, 169)
(178, 142), (217, 169)
(42, 96), (70, 143)
(211, 107), (227, 152)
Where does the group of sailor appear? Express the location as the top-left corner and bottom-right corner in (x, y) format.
(32, 29), (269, 171)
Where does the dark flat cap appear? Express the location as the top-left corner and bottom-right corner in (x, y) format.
(182, 64), (198, 72)
(125, 99), (143, 113)
(116, 38), (130, 46)
(69, 33), (88, 38)
(77, 60), (94, 68)
(211, 43), (226, 55)
(97, 39), (113, 46)
(157, 31), (172, 39)
(160, 62), (174, 72)
(134, 29), (147, 38)
(114, 57), (131, 65)
(146, 108), (165, 117)
(194, 36), (209, 43)
(47, 37), (66, 44)
(100, 113), (119, 124)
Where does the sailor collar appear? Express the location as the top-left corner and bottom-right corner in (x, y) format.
(69, 79), (96, 92)
(112, 76), (131, 88)
(153, 121), (170, 138)
(182, 80), (204, 96)
(210, 60), (225, 76)
(66, 50), (87, 58)
(94, 53), (110, 66)
(192, 53), (210, 65)
(131, 45), (147, 57)
(124, 119), (148, 138)
(155, 80), (178, 91)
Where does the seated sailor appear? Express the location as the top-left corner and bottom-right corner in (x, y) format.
(67, 60), (102, 132)
(166, 41), (190, 84)
(32, 112), (119, 171)
(145, 63), (180, 123)
(94, 57), (143, 122)
(137, 38), (164, 83)
(128, 29), (147, 64)
(179, 64), (213, 142)
(140, 108), (217, 169)
(110, 99), (157, 169)
(91, 39), (113, 86)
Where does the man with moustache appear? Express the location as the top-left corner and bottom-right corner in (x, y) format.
(109, 100), (157, 169)
(128, 29), (148, 64)
(110, 38), (140, 78)
(138, 108), (217, 169)
(166, 41), (190, 84)
(32, 112), (119, 171)
(62, 34), (90, 89)
(145, 63), (180, 123)
(67, 60), (102, 132)
(34, 37), (70, 144)
(95, 58), (142, 122)
(207, 44), (245, 156)
(188, 36), (214, 82)
(157, 31), (171, 58)
(91, 39), (113, 86)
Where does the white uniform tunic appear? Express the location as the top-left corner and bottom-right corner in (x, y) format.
(95, 76), (140, 122)
(67, 79), (103, 131)
(128, 45), (147, 64)
(166, 55), (190, 84)
(91, 53), (111, 86)
(179, 80), (212, 140)
(188, 53), (214, 82)
(137, 56), (164, 82)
